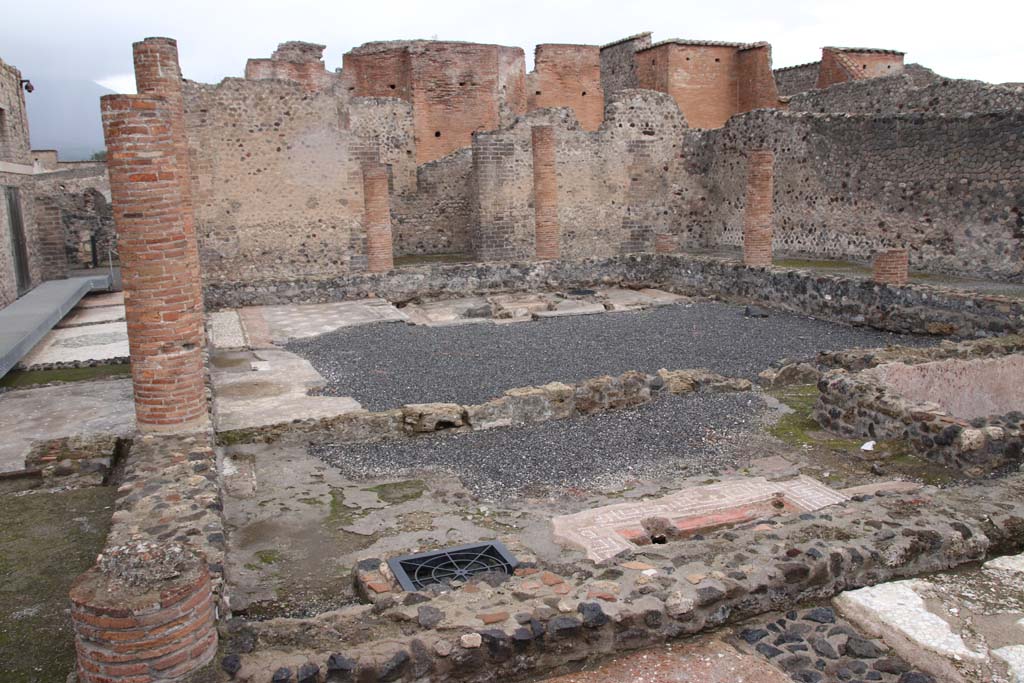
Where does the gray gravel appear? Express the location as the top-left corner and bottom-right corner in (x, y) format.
(311, 392), (766, 499)
(288, 301), (932, 411)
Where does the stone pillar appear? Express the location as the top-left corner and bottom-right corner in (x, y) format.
(70, 544), (217, 683)
(743, 150), (774, 268)
(873, 248), (909, 285)
(532, 125), (560, 260)
(101, 95), (207, 432)
(362, 164), (394, 273)
(655, 233), (677, 254)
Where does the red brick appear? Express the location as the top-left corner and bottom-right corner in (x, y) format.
(743, 150), (774, 268)
(532, 126), (560, 260)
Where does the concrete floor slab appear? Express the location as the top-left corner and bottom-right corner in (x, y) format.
(253, 300), (408, 343)
(534, 300), (606, 318)
(211, 348), (362, 432)
(207, 310), (247, 349)
(56, 304), (125, 327)
(0, 378), (135, 472)
(18, 321), (129, 369)
(541, 636), (792, 683)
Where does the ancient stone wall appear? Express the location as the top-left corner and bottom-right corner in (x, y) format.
(773, 62), (820, 96)
(183, 78), (370, 284)
(347, 96), (417, 195)
(527, 44), (604, 131)
(29, 163), (114, 268)
(599, 33), (651, 104)
(244, 41), (339, 93)
(391, 149), (474, 256)
(686, 109), (1024, 280)
(789, 73), (1024, 114)
(0, 58), (31, 164)
(472, 91), (688, 262)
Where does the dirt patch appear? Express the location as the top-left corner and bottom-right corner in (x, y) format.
(0, 486), (114, 682)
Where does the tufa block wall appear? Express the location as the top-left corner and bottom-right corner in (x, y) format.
(528, 44), (604, 131)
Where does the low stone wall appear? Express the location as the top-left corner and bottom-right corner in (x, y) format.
(815, 363), (1024, 473)
(217, 367), (752, 446)
(223, 475), (1024, 682)
(661, 255), (1024, 337)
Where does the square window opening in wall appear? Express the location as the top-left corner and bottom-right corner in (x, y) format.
(387, 541), (519, 592)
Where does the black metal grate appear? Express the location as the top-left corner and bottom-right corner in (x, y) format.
(387, 541), (519, 592)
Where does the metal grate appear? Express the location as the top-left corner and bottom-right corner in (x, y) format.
(387, 541), (519, 592)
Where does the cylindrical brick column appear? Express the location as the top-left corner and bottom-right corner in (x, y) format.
(873, 248), (909, 285)
(70, 545), (216, 683)
(655, 233), (677, 254)
(133, 38), (205, 310)
(363, 164), (394, 273)
(743, 150), (774, 268)
(532, 125), (560, 260)
(102, 95), (207, 432)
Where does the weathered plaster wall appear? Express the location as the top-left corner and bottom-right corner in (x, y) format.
(184, 78), (369, 284)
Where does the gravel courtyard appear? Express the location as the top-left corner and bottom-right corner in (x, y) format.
(288, 301), (933, 410)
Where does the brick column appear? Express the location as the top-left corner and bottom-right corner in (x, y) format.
(34, 199), (69, 279)
(70, 544), (216, 683)
(655, 233), (677, 254)
(102, 95), (207, 432)
(362, 164), (394, 272)
(873, 248), (909, 285)
(532, 126), (560, 260)
(743, 150), (774, 268)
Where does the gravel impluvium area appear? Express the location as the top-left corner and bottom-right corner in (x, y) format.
(311, 392), (768, 499)
(288, 301), (933, 411)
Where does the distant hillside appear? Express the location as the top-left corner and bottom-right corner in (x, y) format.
(24, 79), (114, 161)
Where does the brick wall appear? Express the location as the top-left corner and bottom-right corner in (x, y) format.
(742, 150), (774, 267)
(29, 164), (114, 268)
(528, 44), (604, 131)
(636, 41), (779, 129)
(362, 163), (393, 272)
(245, 42), (339, 93)
(599, 33), (651, 105)
(344, 41), (527, 165)
(32, 198), (67, 279)
(531, 126), (559, 259)
(873, 248), (909, 284)
(101, 94), (207, 432)
(817, 48), (904, 89)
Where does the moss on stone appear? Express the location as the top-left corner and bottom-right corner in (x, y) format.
(0, 486), (115, 681)
(254, 549), (282, 564)
(327, 488), (370, 527)
(364, 479), (427, 505)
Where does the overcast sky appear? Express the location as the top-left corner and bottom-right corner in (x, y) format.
(3, 0), (1022, 92)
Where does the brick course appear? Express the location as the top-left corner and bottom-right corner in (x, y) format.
(531, 126), (559, 260)
(873, 248), (909, 285)
(742, 150), (774, 267)
(528, 45), (604, 131)
(362, 164), (394, 272)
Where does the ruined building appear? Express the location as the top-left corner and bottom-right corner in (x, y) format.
(7, 29), (1024, 683)
(0, 56), (113, 309)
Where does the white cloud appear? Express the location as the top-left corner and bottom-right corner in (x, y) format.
(95, 75), (136, 94)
